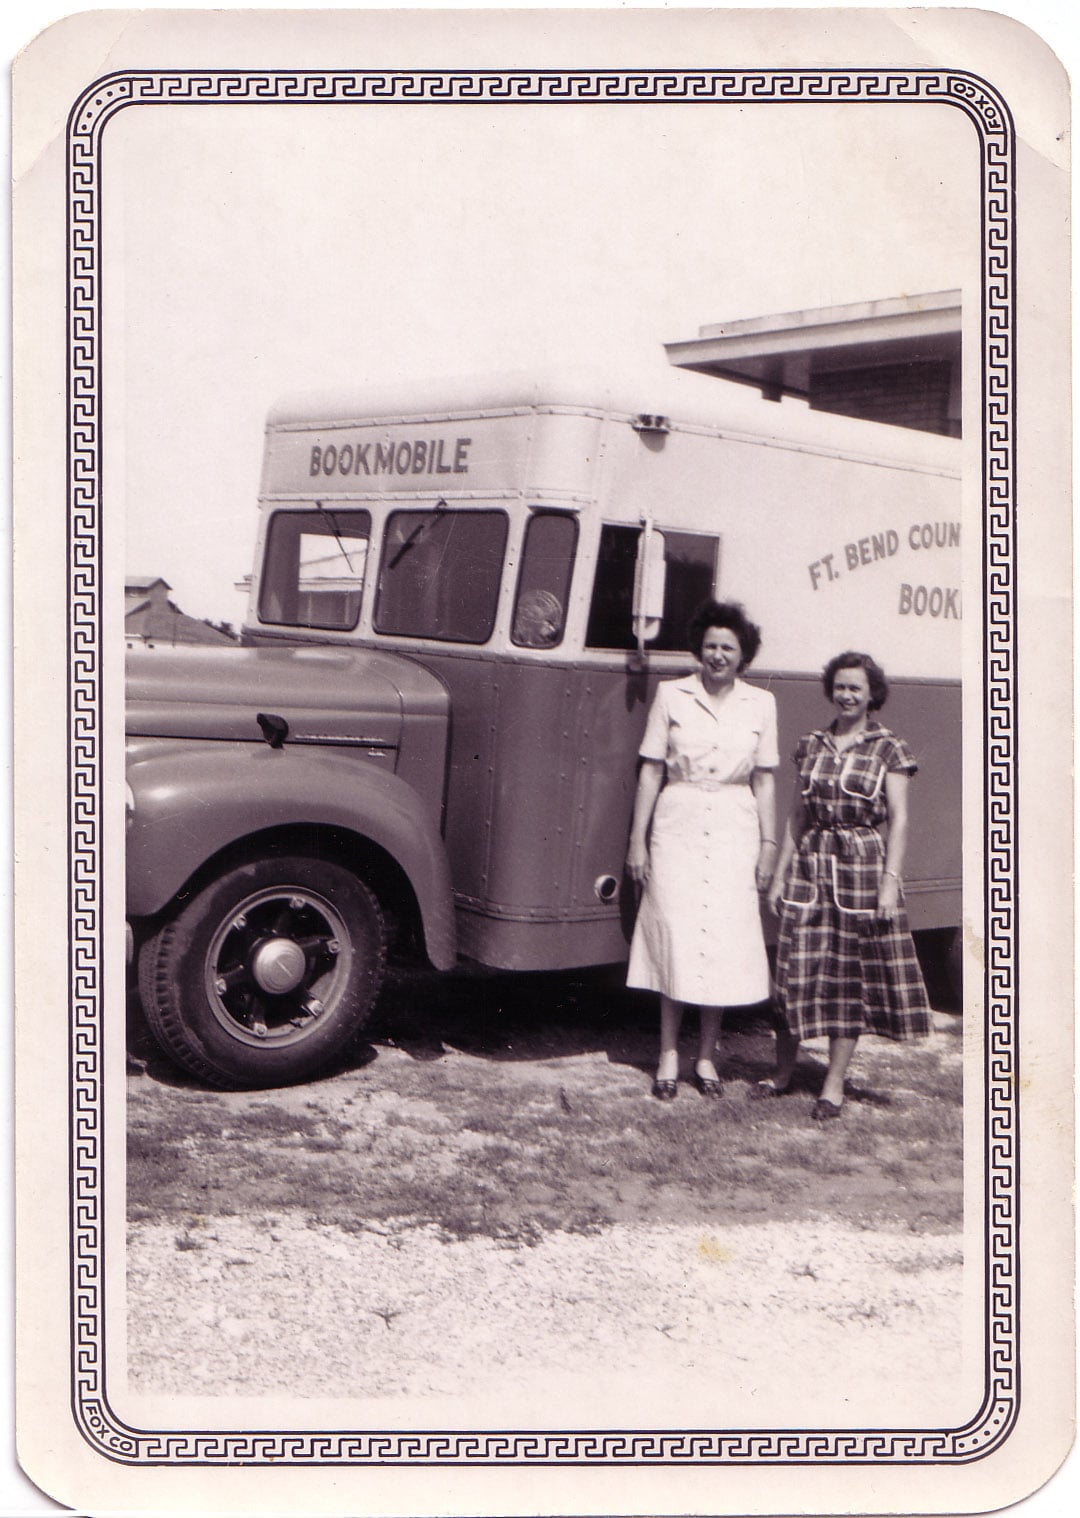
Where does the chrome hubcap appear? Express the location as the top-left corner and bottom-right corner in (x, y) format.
(250, 938), (308, 995)
(204, 884), (352, 1048)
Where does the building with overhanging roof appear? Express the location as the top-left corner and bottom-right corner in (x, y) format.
(665, 290), (961, 438)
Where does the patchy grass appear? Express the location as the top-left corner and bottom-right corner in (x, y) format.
(128, 967), (963, 1246)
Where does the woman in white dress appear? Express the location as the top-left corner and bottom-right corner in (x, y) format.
(626, 601), (778, 1099)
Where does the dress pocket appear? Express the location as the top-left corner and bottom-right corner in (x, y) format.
(839, 752), (885, 801)
(831, 853), (883, 915)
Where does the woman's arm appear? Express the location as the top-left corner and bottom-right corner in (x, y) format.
(877, 770), (912, 916)
(750, 767), (778, 890)
(626, 759), (665, 884)
(767, 785), (806, 914)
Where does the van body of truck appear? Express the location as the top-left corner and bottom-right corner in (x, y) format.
(127, 371), (961, 1087)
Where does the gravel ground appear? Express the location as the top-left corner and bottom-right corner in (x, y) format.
(126, 1154), (965, 1431)
(125, 981), (966, 1431)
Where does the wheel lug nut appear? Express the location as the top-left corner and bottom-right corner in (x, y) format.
(307, 1000), (324, 1017)
(214, 977), (227, 994)
(289, 897), (305, 911)
(232, 913), (247, 930)
(327, 940), (340, 955)
(253, 1024), (267, 1038)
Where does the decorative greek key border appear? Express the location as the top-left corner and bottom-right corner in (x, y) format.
(68, 68), (1016, 1465)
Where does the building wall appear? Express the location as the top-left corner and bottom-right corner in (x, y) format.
(810, 360), (960, 438)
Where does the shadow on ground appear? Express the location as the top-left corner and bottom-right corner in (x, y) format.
(129, 952), (960, 1103)
(127, 964), (777, 1086)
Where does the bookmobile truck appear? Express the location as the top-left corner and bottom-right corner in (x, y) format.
(126, 370), (962, 1088)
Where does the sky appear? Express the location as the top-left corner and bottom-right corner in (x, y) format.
(107, 78), (979, 628)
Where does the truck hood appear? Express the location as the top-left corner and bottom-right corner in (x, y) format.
(126, 642), (448, 747)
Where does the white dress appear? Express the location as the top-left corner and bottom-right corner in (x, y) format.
(626, 674), (779, 1005)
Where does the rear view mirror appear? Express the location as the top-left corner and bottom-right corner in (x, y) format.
(632, 524), (666, 652)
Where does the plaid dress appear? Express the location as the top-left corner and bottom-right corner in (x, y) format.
(773, 723), (931, 1042)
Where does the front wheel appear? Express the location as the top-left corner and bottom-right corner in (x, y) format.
(138, 855), (386, 1088)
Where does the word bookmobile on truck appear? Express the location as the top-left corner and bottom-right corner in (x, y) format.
(126, 368), (962, 1088)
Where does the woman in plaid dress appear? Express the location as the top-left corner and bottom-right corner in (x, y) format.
(760, 651), (931, 1120)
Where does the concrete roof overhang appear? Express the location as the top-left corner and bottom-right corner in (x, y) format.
(665, 290), (961, 403)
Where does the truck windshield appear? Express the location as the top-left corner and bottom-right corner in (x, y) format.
(258, 508), (371, 630)
(375, 508), (508, 643)
(586, 525), (718, 651)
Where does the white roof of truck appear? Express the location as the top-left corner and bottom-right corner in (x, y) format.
(266, 364), (960, 475)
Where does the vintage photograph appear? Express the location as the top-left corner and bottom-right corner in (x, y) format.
(10, 7), (1073, 1515)
(120, 57), (971, 1426)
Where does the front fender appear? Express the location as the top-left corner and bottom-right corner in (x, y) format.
(126, 741), (456, 969)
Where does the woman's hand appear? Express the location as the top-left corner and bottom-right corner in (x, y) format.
(626, 760), (663, 889)
(755, 840), (778, 893)
(626, 838), (650, 886)
(876, 871), (900, 918)
(766, 874), (784, 917)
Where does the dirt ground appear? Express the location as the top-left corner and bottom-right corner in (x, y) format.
(124, 966), (968, 1429)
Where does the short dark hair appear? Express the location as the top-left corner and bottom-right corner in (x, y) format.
(822, 650), (889, 711)
(688, 599), (762, 667)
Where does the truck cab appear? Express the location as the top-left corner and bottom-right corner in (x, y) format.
(127, 373), (961, 1087)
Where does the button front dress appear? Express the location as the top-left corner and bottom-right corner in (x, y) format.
(626, 675), (778, 1006)
(773, 724), (931, 1042)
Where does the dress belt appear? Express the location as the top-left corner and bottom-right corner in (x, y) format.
(803, 822), (880, 860)
(668, 776), (749, 790)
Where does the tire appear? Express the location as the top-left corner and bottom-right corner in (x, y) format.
(138, 855), (386, 1088)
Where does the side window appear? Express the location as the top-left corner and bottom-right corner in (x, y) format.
(585, 525), (638, 650)
(375, 508), (508, 643)
(660, 531), (720, 649)
(585, 525), (718, 651)
(511, 510), (577, 648)
(258, 509), (371, 630)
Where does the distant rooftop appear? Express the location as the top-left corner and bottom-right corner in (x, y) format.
(126, 575), (172, 593)
(666, 291), (961, 438)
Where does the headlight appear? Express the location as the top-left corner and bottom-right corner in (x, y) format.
(125, 783), (135, 831)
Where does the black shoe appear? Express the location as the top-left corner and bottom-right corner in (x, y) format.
(811, 1098), (843, 1121)
(694, 1072), (723, 1098)
(651, 1079), (678, 1101)
(749, 1079), (790, 1100)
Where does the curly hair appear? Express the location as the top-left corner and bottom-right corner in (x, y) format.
(687, 599), (762, 667)
(822, 650), (889, 711)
